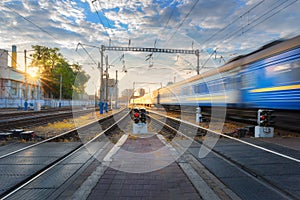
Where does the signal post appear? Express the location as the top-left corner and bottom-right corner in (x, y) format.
(255, 109), (275, 138)
(132, 108), (148, 134)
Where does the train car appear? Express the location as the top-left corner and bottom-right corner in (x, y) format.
(130, 93), (154, 108)
(157, 35), (300, 110)
(239, 44), (300, 110)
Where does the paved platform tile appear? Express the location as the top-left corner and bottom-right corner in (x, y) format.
(88, 135), (201, 199)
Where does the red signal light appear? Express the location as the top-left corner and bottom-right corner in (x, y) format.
(260, 115), (265, 120)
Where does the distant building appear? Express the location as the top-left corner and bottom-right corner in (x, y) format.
(0, 46), (43, 100)
(119, 89), (133, 105)
(98, 78), (117, 103)
(0, 46), (93, 108)
(137, 88), (145, 96)
(121, 89), (133, 97)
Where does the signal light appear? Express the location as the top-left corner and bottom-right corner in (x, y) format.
(133, 108), (140, 124)
(140, 108), (147, 123)
(257, 109), (275, 127)
(131, 107), (147, 124)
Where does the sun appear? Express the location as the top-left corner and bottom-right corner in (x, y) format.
(27, 67), (39, 78)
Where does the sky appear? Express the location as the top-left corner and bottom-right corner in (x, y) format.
(0, 0), (300, 95)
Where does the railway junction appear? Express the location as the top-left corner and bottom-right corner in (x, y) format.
(0, 36), (299, 200)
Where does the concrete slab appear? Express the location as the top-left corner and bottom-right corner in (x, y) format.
(87, 135), (201, 200)
(191, 137), (300, 199)
(220, 176), (281, 200)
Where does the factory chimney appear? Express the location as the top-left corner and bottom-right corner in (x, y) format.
(11, 45), (17, 69)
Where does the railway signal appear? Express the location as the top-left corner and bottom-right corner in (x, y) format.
(132, 107), (148, 134)
(255, 109), (275, 138)
(133, 108), (140, 124)
(140, 108), (147, 123)
(257, 109), (275, 127)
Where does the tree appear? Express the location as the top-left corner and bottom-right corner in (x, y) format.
(71, 63), (90, 99)
(29, 45), (89, 99)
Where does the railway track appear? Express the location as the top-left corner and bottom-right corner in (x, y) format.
(1, 107), (298, 199)
(0, 107), (75, 120)
(0, 108), (97, 130)
(0, 108), (130, 199)
(159, 106), (300, 132)
(148, 111), (300, 199)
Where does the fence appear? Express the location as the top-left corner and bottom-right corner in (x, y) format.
(0, 98), (95, 109)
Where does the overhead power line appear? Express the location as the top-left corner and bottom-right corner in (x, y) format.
(200, 0), (265, 47)
(2, 5), (58, 41)
(165, 0), (200, 44)
(200, 0), (298, 69)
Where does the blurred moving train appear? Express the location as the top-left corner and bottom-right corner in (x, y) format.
(132, 35), (300, 111)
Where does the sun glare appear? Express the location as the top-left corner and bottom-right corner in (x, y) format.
(27, 67), (39, 78)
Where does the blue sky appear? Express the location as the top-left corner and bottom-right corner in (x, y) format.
(0, 0), (300, 94)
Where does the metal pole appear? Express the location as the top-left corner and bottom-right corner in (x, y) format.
(105, 55), (109, 102)
(115, 70), (118, 109)
(196, 49), (200, 75)
(98, 62), (102, 100)
(133, 82), (135, 106)
(24, 50), (27, 100)
(174, 73), (176, 83)
(59, 73), (62, 107)
(38, 66), (40, 100)
(100, 47), (104, 102)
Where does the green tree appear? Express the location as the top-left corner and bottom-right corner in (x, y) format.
(71, 63), (90, 99)
(29, 45), (89, 99)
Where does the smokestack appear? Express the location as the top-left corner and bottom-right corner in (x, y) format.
(11, 45), (17, 69)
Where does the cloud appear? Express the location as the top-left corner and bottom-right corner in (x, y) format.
(0, 0), (299, 93)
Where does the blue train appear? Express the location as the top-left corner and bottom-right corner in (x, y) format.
(134, 35), (300, 111)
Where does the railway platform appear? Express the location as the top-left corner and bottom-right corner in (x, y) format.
(77, 134), (203, 200)
(72, 132), (300, 200)
(1, 108), (299, 200)
(257, 137), (300, 151)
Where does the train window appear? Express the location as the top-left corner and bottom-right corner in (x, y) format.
(208, 80), (224, 93)
(223, 78), (229, 90)
(231, 77), (238, 90)
(193, 83), (202, 94)
(241, 72), (256, 89)
(193, 82), (210, 94)
(267, 59), (300, 84)
(195, 84), (200, 94)
(182, 86), (191, 96)
(208, 81), (215, 92)
(203, 83), (209, 93)
(193, 85), (198, 94)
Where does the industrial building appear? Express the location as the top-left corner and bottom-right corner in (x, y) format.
(0, 46), (43, 108)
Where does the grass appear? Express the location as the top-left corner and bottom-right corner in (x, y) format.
(34, 119), (75, 138)
(32, 111), (118, 141)
(128, 134), (138, 140)
(33, 112), (105, 138)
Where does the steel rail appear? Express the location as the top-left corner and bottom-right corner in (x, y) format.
(0, 109), (130, 200)
(0, 108), (126, 159)
(149, 110), (300, 163)
(148, 112), (297, 200)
